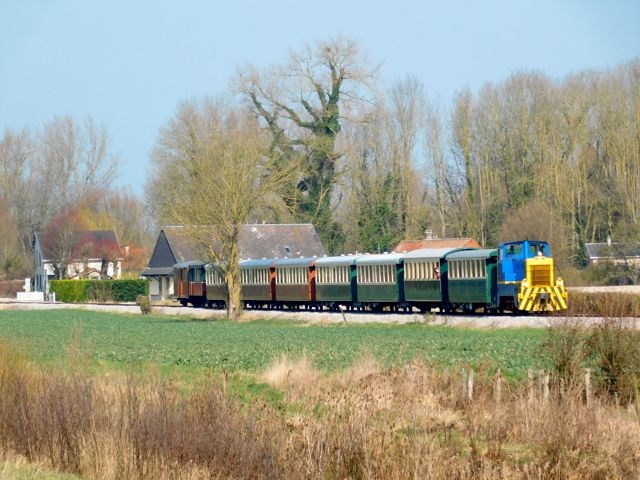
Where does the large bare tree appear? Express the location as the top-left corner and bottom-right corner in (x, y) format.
(146, 97), (297, 319)
(235, 36), (376, 253)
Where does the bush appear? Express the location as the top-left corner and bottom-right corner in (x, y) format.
(50, 279), (148, 303)
(541, 318), (590, 386)
(587, 318), (640, 403)
(0, 279), (25, 298)
(112, 279), (148, 302)
(50, 280), (91, 303)
(542, 317), (640, 403)
(136, 295), (153, 315)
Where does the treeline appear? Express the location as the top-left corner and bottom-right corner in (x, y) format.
(2, 38), (638, 287)
(147, 37), (639, 284)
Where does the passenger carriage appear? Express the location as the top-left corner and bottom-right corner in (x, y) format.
(354, 253), (405, 311)
(445, 249), (498, 313)
(239, 259), (275, 309)
(173, 260), (207, 307)
(403, 247), (467, 312)
(204, 263), (226, 309)
(314, 255), (360, 310)
(273, 257), (316, 309)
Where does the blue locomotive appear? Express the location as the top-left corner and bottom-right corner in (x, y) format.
(173, 239), (568, 314)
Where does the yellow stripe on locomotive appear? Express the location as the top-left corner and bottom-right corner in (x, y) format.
(517, 254), (568, 312)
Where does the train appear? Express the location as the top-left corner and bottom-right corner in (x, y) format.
(173, 239), (568, 314)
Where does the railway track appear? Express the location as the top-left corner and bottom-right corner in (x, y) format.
(1, 298), (628, 328)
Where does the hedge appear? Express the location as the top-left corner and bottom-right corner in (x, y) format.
(50, 279), (149, 303)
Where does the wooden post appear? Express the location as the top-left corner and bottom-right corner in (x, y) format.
(494, 368), (502, 407)
(467, 368), (474, 401)
(527, 368), (534, 403)
(540, 369), (550, 401)
(584, 368), (591, 406)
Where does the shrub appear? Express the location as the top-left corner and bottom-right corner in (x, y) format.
(541, 318), (590, 387)
(112, 279), (148, 302)
(50, 279), (148, 303)
(136, 295), (152, 315)
(50, 280), (91, 303)
(587, 318), (640, 403)
(542, 317), (640, 403)
(0, 279), (25, 298)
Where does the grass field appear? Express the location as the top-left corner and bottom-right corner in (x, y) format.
(0, 309), (638, 479)
(0, 309), (548, 379)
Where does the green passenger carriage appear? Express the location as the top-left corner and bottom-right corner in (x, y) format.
(354, 253), (405, 311)
(445, 248), (498, 313)
(403, 248), (466, 312)
(314, 255), (360, 310)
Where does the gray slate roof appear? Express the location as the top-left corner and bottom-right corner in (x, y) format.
(142, 224), (326, 276)
(586, 242), (640, 261)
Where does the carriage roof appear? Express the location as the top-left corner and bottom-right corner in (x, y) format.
(313, 254), (360, 267)
(402, 247), (470, 261)
(445, 248), (497, 260)
(272, 257), (316, 267)
(354, 252), (404, 265)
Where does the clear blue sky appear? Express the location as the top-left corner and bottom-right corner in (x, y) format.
(2, 0), (639, 196)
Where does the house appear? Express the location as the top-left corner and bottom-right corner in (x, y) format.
(141, 224), (327, 301)
(393, 230), (481, 253)
(585, 241), (640, 266)
(33, 230), (123, 293)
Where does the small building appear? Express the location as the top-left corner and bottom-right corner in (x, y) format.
(141, 224), (327, 301)
(33, 230), (123, 293)
(585, 242), (640, 266)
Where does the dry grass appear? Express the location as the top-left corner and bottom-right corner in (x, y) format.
(0, 341), (639, 479)
(568, 291), (640, 317)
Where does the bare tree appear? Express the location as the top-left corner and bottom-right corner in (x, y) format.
(423, 101), (452, 239)
(1, 117), (119, 251)
(147, 96), (298, 319)
(235, 36), (376, 253)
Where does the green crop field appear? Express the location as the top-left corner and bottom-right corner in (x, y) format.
(0, 309), (551, 379)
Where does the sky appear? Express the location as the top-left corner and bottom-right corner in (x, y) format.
(1, 0), (639, 196)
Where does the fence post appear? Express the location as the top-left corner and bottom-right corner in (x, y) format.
(584, 368), (591, 406)
(540, 369), (550, 401)
(527, 368), (534, 403)
(494, 368), (502, 407)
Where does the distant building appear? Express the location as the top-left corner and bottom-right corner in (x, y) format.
(141, 224), (326, 301)
(33, 230), (123, 293)
(393, 230), (481, 253)
(585, 241), (640, 265)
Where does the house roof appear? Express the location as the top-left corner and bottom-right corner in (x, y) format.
(144, 224), (327, 271)
(34, 230), (122, 261)
(393, 238), (481, 253)
(586, 242), (640, 261)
